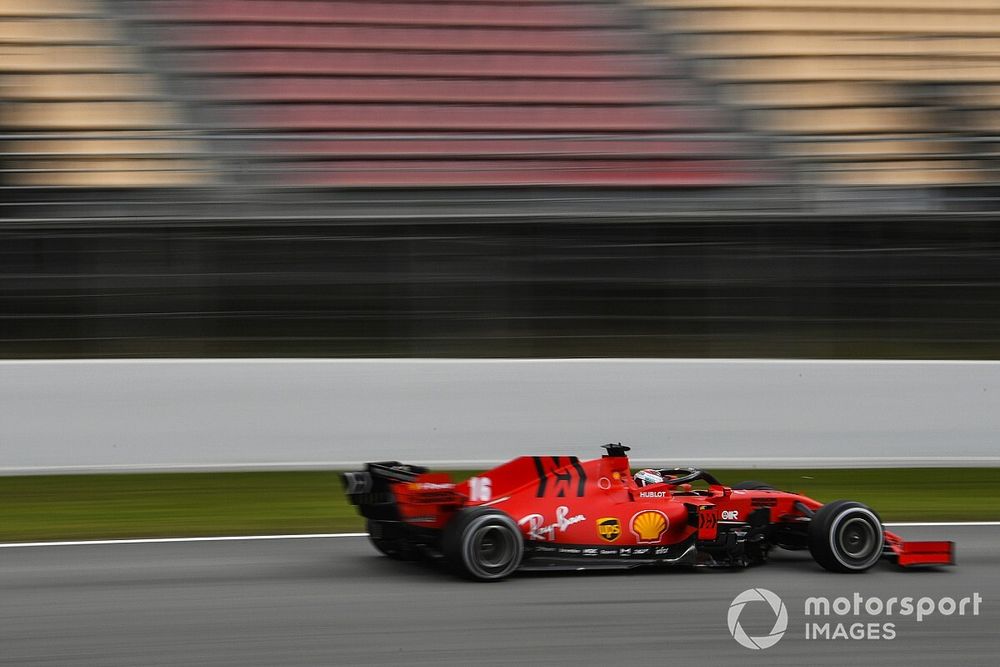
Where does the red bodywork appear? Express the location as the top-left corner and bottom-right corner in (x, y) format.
(351, 449), (954, 570)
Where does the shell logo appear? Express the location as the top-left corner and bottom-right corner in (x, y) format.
(630, 510), (669, 543)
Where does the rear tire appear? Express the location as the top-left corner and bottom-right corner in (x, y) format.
(443, 508), (523, 581)
(732, 481), (775, 491)
(808, 500), (884, 573)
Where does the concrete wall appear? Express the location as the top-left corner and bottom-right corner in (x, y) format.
(1, 359), (998, 473)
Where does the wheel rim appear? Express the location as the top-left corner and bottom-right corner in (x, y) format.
(838, 517), (877, 559)
(473, 525), (516, 569)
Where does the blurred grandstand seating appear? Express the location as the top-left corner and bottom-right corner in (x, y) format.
(0, 0), (205, 186)
(119, 0), (756, 187)
(2, 0), (1000, 190)
(4, 1), (1000, 359)
(635, 0), (1000, 186)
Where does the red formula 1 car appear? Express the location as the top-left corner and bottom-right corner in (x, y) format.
(342, 444), (954, 581)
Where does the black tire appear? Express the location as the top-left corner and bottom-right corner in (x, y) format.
(732, 480), (775, 491)
(367, 520), (418, 561)
(808, 500), (884, 573)
(442, 508), (524, 581)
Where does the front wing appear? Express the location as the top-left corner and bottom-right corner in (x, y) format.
(884, 530), (955, 567)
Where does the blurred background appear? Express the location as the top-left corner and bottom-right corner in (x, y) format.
(3, 0), (1000, 359)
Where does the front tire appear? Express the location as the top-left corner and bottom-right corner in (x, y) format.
(443, 508), (523, 581)
(808, 500), (884, 573)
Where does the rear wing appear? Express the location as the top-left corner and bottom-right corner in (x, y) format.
(341, 462), (462, 525)
(341, 461), (428, 520)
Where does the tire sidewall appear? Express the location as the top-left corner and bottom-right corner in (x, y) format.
(827, 506), (883, 571)
(809, 501), (884, 573)
(445, 508), (524, 581)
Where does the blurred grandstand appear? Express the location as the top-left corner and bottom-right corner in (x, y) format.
(2, 0), (999, 358)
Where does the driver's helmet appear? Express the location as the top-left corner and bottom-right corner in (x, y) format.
(634, 468), (664, 487)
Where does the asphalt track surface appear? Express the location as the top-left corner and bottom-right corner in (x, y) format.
(1, 526), (996, 666)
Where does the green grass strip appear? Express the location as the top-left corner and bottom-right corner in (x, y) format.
(0, 468), (997, 542)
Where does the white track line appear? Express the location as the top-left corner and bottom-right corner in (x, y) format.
(0, 533), (367, 549)
(0, 523), (997, 549)
(884, 521), (1000, 527)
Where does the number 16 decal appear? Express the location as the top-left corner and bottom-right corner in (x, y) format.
(469, 476), (492, 502)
